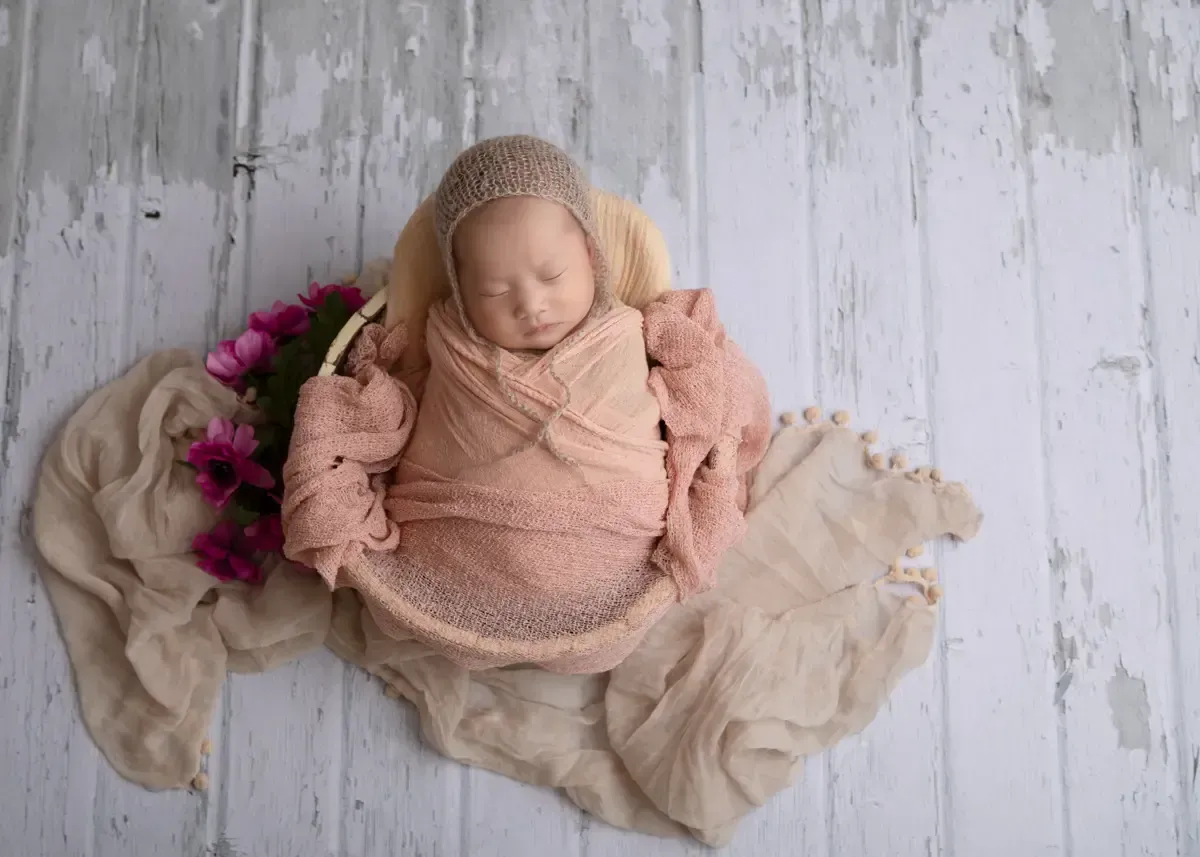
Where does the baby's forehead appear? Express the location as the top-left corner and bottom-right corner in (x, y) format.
(458, 196), (580, 238)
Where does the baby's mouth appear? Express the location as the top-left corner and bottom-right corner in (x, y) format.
(527, 322), (560, 335)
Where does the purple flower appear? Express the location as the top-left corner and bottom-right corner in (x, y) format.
(187, 417), (275, 509)
(192, 520), (263, 584)
(244, 514), (285, 554)
(205, 328), (276, 392)
(299, 282), (366, 313)
(249, 301), (311, 339)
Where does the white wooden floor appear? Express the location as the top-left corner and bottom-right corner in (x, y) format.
(1, 0), (1198, 855)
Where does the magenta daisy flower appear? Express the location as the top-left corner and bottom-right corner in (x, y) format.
(186, 417), (274, 509)
(192, 520), (262, 584)
(205, 328), (276, 391)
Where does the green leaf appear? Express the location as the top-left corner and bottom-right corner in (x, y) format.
(227, 501), (258, 527)
(231, 483), (280, 517)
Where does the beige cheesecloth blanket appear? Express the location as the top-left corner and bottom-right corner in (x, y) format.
(30, 200), (982, 846)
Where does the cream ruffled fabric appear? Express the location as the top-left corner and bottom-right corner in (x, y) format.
(32, 341), (980, 845)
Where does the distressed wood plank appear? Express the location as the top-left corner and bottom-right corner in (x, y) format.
(473, 0), (588, 161)
(0, 1), (144, 855)
(587, 0), (697, 290)
(913, 1), (1064, 855)
(806, 1), (941, 854)
(0, 0), (29, 264)
(1130, 2), (1200, 849)
(463, 4), (588, 856)
(340, 3), (469, 856)
(123, 0), (244, 359)
(1127, 0), (1200, 850)
(0, 0), (31, 505)
(698, 0), (814, 420)
(91, 4), (245, 856)
(695, 0), (826, 852)
(1018, 0), (1180, 852)
(359, 0), (467, 262)
(219, 1), (365, 855)
(341, 671), (465, 857)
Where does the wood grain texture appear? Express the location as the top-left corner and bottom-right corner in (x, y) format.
(4, 0), (1200, 854)
(473, 0), (588, 161)
(1128, 1), (1200, 852)
(588, 0), (697, 291)
(359, 0), (468, 262)
(806, 1), (942, 855)
(124, 0), (243, 360)
(1, 1), (143, 854)
(913, 1), (1065, 855)
(1020, 0), (1180, 852)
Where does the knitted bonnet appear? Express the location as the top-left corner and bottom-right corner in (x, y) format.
(433, 134), (613, 341)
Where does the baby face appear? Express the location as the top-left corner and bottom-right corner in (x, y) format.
(452, 196), (596, 351)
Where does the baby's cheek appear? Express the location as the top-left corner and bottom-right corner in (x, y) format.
(464, 300), (497, 332)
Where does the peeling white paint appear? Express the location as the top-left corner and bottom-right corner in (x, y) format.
(620, 0), (672, 79)
(631, 158), (687, 285)
(1021, 0), (1057, 75)
(1137, 2), (1199, 123)
(261, 39), (333, 139)
(0, 8), (10, 49)
(332, 49), (354, 83)
(424, 115), (443, 143)
(80, 35), (116, 98)
(1108, 666), (1153, 753)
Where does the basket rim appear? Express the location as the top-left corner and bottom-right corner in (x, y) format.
(318, 287), (389, 377)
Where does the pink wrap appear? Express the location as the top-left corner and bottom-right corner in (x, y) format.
(282, 289), (770, 672)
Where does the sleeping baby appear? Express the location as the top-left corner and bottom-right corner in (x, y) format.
(281, 135), (770, 673)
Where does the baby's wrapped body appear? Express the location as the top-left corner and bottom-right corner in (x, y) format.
(282, 134), (770, 672)
(282, 287), (769, 673)
(386, 298), (669, 656)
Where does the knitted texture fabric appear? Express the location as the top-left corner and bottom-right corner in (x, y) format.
(433, 134), (614, 337)
(281, 288), (770, 672)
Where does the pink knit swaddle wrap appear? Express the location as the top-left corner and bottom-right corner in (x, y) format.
(281, 287), (769, 672)
(282, 135), (770, 672)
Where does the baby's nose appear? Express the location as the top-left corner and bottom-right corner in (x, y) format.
(515, 291), (544, 318)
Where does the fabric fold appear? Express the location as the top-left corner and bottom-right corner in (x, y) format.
(644, 289), (772, 597)
(282, 322), (417, 585)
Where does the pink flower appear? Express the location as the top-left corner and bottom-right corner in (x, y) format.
(187, 418), (275, 508)
(205, 328), (276, 391)
(245, 514), (285, 554)
(299, 282), (366, 313)
(192, 520), (263, 584)
(249, 301), (310, 338)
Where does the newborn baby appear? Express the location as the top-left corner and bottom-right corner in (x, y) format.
(282, 135), (769, 674)
(404, 135), (666, 475)
(452, 194), (597, 353)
